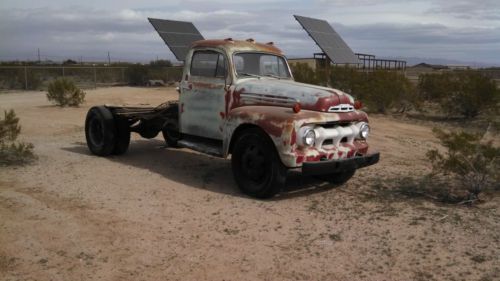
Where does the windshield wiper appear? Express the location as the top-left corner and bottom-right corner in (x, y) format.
(239, 73), (261, 78)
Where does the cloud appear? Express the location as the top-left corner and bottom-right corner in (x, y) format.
(428, 0), (500, 20)
(0, 1), (499, 65)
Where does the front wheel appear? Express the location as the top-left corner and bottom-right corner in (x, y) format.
(231, 128), (286, 199)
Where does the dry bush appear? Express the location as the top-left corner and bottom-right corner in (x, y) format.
(418, 71), (499, 118)
(126, 64), (150, 86)
(327, 66), (418, 114)
(291, 64), (418, 114)
(426, 128), (499, 201)
(46, 78), (86, 107)
(290, 62), (320, 85)
(0, 110), (35, 166)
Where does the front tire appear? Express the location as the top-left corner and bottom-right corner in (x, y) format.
(85, 106), (116, 156)
(231, 128), (286, 199)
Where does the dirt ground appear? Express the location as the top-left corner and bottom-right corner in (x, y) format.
(1, 87), (498, 281)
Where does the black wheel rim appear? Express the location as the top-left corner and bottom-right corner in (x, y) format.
(241, 143), (267, 184)
(88, 116), (104, 147)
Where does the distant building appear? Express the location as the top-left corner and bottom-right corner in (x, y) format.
(411, 63), (449, 71)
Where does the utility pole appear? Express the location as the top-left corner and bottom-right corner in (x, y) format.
(107, 52), (111, 65)
(37, 48), (40, 63)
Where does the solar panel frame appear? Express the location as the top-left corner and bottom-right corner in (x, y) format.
(148, 18), (204, 61)
(294, 15), (360, 65)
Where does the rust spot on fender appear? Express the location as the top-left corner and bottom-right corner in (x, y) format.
(290, 127), (297, 146)
(296, 155), (304, 164)
(225, 88), (245, 115)
(255, 119), (283, 137)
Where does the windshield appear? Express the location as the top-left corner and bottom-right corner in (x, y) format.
(233, 52), (291, 79)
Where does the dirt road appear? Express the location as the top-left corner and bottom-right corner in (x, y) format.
(1, 87), (498, 281)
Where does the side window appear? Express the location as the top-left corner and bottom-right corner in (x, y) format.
(190, 51), (226, 78)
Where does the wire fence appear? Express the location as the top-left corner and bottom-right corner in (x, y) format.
(0, 66), (183, 90)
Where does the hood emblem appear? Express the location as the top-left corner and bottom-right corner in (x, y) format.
(328, 104), (354, 112)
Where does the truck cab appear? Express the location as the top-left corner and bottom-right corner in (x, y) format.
(85, 39), (379, 198)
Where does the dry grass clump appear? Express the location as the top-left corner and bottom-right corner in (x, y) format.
(0, 109), (35, 166)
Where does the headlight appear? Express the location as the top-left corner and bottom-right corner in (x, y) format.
(359, 123), (370, 139)
(303, 129), (316, 146)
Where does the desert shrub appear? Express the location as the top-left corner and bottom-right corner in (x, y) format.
(150, 59), (173, 67)
(292, 64), (418, 113)
(328, 65), (361, 93)
(363, 70), (417, 113)
(418, 71), (499, 118)
(329, 67), (417, 113)
(426, 128), (499, 201)
(46, 78), (85, 107)
(290, 62), (320, 85)
(0, 110), (35, 166)
(26, 70), (42, 90)
(126, 64), (150, 86)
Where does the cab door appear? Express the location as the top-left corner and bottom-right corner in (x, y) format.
(179, 50), (228, 140)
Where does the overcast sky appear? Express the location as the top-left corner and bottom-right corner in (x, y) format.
(1, 0), (499, 65)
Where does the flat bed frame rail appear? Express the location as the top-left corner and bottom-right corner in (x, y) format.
(107, 100), (179, 120)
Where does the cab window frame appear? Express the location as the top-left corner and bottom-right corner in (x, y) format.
(189, 50), (228, 79)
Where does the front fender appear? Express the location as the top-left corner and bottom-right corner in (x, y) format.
(223, 106), (370, 168)
(223, 106), (297, 167)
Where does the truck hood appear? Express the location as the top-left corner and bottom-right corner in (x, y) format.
(232, 78), (355, 112)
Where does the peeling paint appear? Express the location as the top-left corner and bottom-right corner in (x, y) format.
(177, 39), (373, 170)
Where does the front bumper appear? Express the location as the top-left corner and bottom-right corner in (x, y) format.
(302, 152), (380, 176)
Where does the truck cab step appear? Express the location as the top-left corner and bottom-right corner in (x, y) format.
(177, 139), (223, 157)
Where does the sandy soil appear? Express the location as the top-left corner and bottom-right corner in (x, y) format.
(1, 87), (498, 281)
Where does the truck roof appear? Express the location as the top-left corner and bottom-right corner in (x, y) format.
(191, 39), (284, 56)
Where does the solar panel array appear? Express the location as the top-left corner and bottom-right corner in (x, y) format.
(294, 15), (360, 65)
(148, 18), (204, 61)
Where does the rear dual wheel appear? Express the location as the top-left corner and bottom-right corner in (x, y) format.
(162, 123), (180, 147)
(85, 106), (130, 156)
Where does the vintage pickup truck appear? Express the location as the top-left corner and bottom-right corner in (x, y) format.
(85, 38), (379, 198)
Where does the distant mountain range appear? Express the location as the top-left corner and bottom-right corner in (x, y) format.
(380, 56), (498, 68)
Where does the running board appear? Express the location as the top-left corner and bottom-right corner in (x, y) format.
(177, 139), (223, 157)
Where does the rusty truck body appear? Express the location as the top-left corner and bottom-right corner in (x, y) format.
(85, 38), (379, 198)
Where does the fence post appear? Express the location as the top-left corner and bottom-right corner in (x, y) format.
(62, 67), (65, 77)
(121, 68), (125, 83)
(94, 66), (97, 89)
(24, 66), (28, 90)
